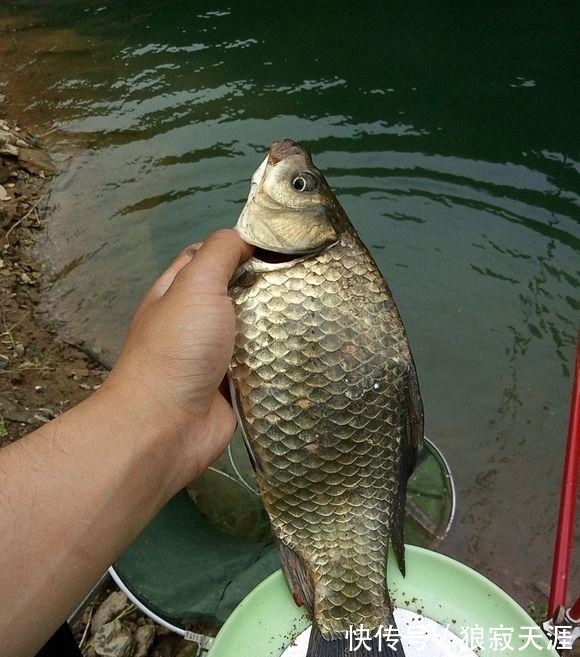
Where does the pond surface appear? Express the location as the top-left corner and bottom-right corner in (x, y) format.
(1, 0), (578, 611)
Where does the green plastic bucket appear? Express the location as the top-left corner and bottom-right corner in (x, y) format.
(208, 546), (558, 657)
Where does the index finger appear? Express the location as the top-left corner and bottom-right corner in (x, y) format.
(133, 243), (201, 319)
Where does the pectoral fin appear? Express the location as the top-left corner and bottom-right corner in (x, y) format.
(228, 373), (260, 473)
(391, 363), (425, 577)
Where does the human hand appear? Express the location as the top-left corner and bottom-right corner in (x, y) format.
(100, 229), (253, 491)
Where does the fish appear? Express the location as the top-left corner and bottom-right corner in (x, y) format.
(228, 140), (423, 657)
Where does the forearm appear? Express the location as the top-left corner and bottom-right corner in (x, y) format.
(0, 230), (251, 657)
(0, 385), (182, 657)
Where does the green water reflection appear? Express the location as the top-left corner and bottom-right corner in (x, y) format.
(1, 0), (578, 613)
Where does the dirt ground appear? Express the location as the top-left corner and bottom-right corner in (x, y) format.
(0, 118), (108, 447)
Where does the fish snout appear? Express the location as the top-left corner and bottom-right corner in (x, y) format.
(268, 139), (304, 164)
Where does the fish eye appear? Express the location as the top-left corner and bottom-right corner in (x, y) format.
(291, 171), (319, 192)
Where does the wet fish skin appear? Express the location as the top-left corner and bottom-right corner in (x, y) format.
(229, 140), (422, 655)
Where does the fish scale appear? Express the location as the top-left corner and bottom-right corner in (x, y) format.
(231, 232), (411, 636)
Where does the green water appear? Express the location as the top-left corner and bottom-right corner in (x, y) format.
(1, 0), (578, 611)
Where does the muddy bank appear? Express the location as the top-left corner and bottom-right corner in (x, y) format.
(0, 117), (107, 446)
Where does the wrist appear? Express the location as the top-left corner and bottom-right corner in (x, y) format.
(84, 377), (185, 501)
(90, 368), (233, 497)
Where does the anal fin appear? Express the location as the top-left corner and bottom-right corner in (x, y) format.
(276, 538), (314, 611)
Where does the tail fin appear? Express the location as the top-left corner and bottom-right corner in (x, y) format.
(306, 622), (406, 657)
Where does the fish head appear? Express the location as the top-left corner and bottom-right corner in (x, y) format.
(235, 140), (343, 256)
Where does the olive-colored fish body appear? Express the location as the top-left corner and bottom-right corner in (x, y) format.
(229, 140), (422, 656)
